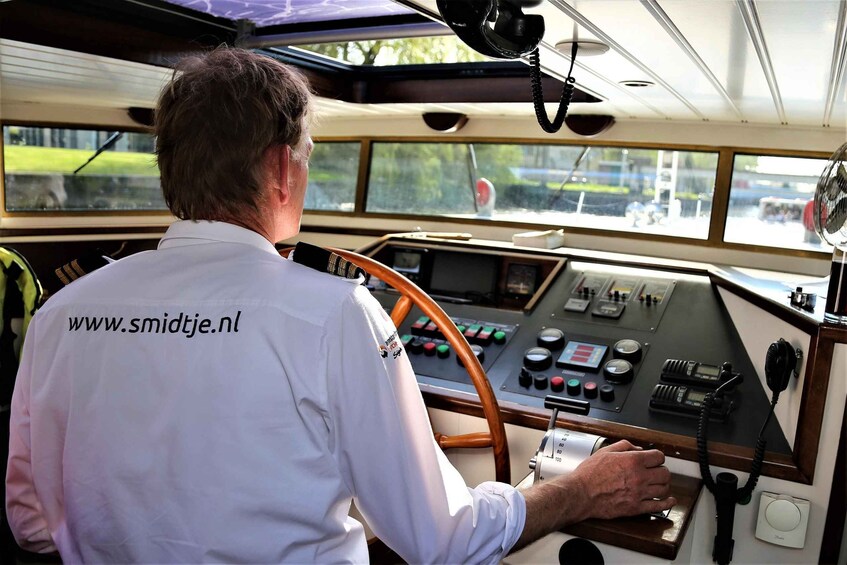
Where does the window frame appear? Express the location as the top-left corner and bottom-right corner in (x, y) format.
(345, 136), (831, 260)
(362, 138), (721, 241)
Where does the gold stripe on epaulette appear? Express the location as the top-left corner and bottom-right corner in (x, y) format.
(327, 253), (339, 276)
(70, 260), (86, 278)
(55, 267), (71, 286)
(62, 264), (79, 282)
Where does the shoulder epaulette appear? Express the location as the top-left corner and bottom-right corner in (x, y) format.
(54, 250), (111, 287)
(292, 241), (365, 281)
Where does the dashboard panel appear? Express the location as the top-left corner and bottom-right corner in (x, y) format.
(368, 241), (791, 456)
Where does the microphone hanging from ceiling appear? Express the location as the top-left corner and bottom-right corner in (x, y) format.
(435, 0), (593, 134)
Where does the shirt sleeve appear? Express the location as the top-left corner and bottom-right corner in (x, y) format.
(5, 316), (58, 553)
(326, 285), (525, 564)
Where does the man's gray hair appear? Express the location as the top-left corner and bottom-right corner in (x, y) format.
(155, 48), (313, 220)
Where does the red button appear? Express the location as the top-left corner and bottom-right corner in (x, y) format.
(550, 376), (565, 392)
(423, 342), (437, 356)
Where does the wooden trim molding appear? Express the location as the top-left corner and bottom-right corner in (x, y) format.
(422, 387), (807, 483)
(820, 401), (846, 564)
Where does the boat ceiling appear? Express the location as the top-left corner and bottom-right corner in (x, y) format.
(0, 0), (844, 131)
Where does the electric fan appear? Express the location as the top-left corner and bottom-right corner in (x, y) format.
(814, 142), (847, 323)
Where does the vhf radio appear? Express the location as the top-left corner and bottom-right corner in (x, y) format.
(658, 359), (740, 389)
(649, 359), (741, 421)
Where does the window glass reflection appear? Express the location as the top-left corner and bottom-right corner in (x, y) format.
(725, 155), (831, 251)
(367, 142), (717, 240)
(306, 142), (358, 212)
(3, 125), (164, 212)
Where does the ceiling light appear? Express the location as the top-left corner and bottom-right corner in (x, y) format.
(619, 80), (655, 88)
(554, 40), (610, 56)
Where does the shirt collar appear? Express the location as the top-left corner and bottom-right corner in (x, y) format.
(158, 220), (280, 256)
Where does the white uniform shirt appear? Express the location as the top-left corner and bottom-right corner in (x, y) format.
(6, 221), (525, 563)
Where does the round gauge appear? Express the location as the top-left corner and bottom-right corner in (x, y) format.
(537, 327), (565, 350)
(603, 359), (634, 384)
(613, 339), (643, 363)
(456, 344), (485, 367)
(506, 264), (539, 296)
(523, 347), (553, 371)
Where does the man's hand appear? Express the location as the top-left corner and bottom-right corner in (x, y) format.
(568, 440), (676, 520)
(513, 439), (676, 551)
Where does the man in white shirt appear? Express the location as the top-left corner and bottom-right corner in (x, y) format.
(6, 48), (674, 563)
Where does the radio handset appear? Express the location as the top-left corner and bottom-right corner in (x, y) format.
(764, 338), (797, 393)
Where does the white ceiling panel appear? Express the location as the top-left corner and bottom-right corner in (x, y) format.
(404, 0), (845, 129)
(0, 39), (170, 109)
(757, 0), (843, 126)
(656, 0), (776, 123)
(2, 1), (845, 134)
(550, 0), (738, 119)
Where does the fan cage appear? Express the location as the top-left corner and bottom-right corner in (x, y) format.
(814, 142), (847, 247)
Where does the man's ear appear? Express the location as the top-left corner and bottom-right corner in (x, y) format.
(274, 144), (291, 206)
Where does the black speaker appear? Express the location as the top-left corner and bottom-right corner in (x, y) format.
(128, 107), (154, 128)
(422, 112), (469, 133)
(565, 114), (615, 137)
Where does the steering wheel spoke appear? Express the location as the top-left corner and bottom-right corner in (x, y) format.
(390, 295), (413, 328)
(435, 432), (494, 450)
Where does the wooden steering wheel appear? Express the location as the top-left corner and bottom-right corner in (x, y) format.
(283, 246), (510, 484)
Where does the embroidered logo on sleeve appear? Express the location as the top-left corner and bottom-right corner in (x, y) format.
(379, 331), (404, 360)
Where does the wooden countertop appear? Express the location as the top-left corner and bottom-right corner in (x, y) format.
(517, 472), (703, 560)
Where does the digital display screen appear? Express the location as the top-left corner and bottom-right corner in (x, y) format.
(393, 251), (422, 274)
(506, 263), (539, 296)
(556, 341), (608, 371)
(430, 251), (497, 297)
(687, 390), (708, 403)
(698, 364), (720, 377)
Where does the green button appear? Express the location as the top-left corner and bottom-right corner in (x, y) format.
(436, 344), (451, 358)
(457, 325), (467, 333)
(567, 379), (580, 387)
(400, 334), (413, 346)
(493, 331), (507, 344)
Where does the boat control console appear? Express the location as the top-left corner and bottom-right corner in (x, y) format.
(367, 238), (791, 459)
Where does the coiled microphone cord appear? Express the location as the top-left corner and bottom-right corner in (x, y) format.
(530, 40), (577, 133)
(697, 375), (777, 502)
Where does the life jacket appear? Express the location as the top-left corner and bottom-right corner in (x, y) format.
(0, 247), (42, 560)
(0, 247), (43, 409)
